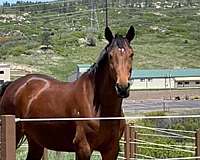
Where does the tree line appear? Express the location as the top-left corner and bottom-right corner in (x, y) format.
(1, 0), (199, 15)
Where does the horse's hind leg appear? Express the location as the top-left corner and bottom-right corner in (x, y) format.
(26, 137), (44, 160)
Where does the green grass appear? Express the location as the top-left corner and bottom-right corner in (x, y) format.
(0, 3), (200, 81)
(17, 148), (102, 160)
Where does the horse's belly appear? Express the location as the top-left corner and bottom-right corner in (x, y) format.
(23, 122), (76, 151)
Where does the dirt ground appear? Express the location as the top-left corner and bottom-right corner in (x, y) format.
(128, 89), (200, 100)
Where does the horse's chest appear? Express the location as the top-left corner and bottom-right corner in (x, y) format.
(92, 122), (121, 149)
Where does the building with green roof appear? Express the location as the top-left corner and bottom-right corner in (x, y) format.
(132, 69), (200, 90)
(68, 64), (200, 90)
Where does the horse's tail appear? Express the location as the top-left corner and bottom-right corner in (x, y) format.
(0, 81), (13, 98)
(0, 81), (13, 114)
(0, 81), (26, 149)
(17, 134), (26, 149)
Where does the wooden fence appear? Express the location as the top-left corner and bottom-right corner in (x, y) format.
(1, 115), (200, 160)
(0, 115), (16, 160)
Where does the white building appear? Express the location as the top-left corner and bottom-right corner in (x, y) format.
(131, 69), (175, 90)
(132, 69), (200, 90)
(68, 64), (200, 90)
(0, 64), (10, 85)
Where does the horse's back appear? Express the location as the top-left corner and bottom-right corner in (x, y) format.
(0, 74), (69, 116)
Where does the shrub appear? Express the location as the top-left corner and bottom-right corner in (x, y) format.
(86, 34), (96, 47)
(97, 32), (103, 40)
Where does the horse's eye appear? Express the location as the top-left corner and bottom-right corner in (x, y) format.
(130, 54), (134, 58)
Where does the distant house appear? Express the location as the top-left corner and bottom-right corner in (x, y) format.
(68, 64), (200, 90)
(0, 64), (10, 85)
(132, 69), (200, 90)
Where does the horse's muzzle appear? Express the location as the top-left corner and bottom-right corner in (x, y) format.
(115, 83), (130, 98)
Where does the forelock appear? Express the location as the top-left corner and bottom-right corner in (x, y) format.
(113, 34), (127, 49)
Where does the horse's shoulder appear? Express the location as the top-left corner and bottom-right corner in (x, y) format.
(76, 73), (93, 86)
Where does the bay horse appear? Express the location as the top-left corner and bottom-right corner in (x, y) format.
(0, 26), (135, 160)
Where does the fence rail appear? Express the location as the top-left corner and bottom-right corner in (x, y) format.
(1, 115), (200, 160)
(122, 124), (200, 160)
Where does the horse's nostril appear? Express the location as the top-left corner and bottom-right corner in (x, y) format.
(116, 83), (122, 90)
(116, 83), (130, 91)
(115, 83), (130, 98)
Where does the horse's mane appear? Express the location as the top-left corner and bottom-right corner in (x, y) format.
(112, 34), (127, 49)
(82, 44), (107, 113)
(87, 48), (108, 75)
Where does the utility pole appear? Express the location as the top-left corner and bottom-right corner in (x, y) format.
(105, 0), (108, 27)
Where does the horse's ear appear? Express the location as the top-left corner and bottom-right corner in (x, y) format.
(105, 27), (113, 43)
(126, 26), (135, 43)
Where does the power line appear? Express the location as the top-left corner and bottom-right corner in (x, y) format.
(28, 8), (103, 21)
(0, 8), (105, 30)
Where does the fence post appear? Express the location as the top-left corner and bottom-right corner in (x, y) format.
(195, 129), (200, 160)
(1, 115), (16, 160)
(130, 125), (137, 159)
(124, 124), (130, 160)
(42, 148), (48, 160)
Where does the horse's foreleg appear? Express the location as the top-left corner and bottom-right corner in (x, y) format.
(100, 143), (120, 160)
(73, 124), (91, 160)
(26, 136), (44, 160)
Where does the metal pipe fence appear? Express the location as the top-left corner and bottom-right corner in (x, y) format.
(1, 115), (200, 160)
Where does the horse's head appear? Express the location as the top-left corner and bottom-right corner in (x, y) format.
(105, 26), (135, 98)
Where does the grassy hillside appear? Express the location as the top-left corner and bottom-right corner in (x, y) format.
(0, 0), (200, 80)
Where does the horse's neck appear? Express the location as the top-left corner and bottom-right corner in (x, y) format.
(94, 65), (123, 117)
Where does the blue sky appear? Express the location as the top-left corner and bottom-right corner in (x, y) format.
(0, 0), (55, 5)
